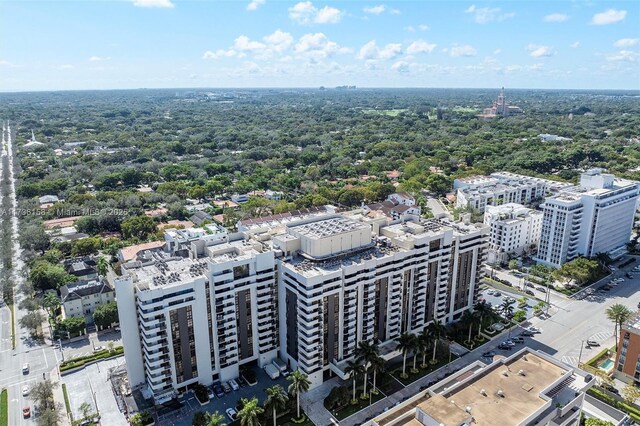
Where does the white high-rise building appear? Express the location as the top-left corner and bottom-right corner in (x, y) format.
(115, 211), (488, 399)
(455, 172), (571, 213)
(535, 169), (640, 268)
(484, 203), (543, 264)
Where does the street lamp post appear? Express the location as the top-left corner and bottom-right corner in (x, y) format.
(578, 340), (585, 367)
(59, 338), (64, 362)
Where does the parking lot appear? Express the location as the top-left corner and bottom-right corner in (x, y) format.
(158, 367), (292, 426)
(479, 286), (539, 321)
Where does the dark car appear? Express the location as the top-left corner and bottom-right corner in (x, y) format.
(512, 337), (525, 343)
(524, 289), (535, 296)
(601, 383), (619, 395)
(525, 282), (535, 288)
(482, 351), (496, 358)
(586, 340), (600, 347)
(536, 287), (547, 293)
(521, 330), (534, 337)
(212, 383), (225, 398)
(497, 343), (512, 350)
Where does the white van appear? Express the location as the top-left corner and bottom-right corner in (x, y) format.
(264, 363), (280, 380)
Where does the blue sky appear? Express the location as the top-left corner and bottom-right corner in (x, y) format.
(1, 0), (639, 91)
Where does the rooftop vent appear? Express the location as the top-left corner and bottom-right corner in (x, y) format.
(480, 389), (487, 396)
(465, 406), (472, 414)
(496, 389), (505, 398)
(518, 369), (526, 376)
(502, 370), (509, 376)
(523, 355), (528, 361)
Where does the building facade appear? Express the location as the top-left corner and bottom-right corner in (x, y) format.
(115, 212), (488, 401)
(60, 279), (115, 322)
(614, 312), (640, 386)
(484, 203), (543, 264)
(535, 170), (640, 268)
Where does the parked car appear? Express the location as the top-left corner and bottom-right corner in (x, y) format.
(222, 382), (232, 393)
(536, 287), (547, 292)
(503, 340), (516, 347)
(527, 326), (541, 333)
(497, 343), (512, 350)
(22, 386), (29, 396)
(525, 290), (535, 296)
(481, 351), (495, 358)
(586, 340), (600, 347)
(601, 383), (619, 395)
(213, 384), (225, 398)
(229, 379), (240, 391)
(525, 282), (535, 288)
(93, 346), (105, 352)
(226, 408), (238, 421)
(23, 407), (31, 418)
(521, 330), (534, 337)
(493, 291), (501, 297)
(22, 363), (29, 374)
(512, 337), (525, 343)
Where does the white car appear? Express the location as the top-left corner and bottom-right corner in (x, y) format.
(226, 407), (238, 421)
(22, 363), (29, 374)
(22, 386), (29, 396)
(229, 379), (240, 391)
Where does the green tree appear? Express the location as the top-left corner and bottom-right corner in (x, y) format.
(585, 419), (615, 426)
(264, 385), (288, 426)
(369, 354), (385, 395)
(29, 261), (74, 291)
(19, 224), (50, 254)
(345, 360), (363, 403)
(42, 292), (60, 319)
(92, 301), (118, 330)
(79, 402), (92, 419)
(20, 311), (45, 337)
(237, 397), (263, 426)
(606, 304), (632, 351)
(71, 237), (101, 257)
(130, 412), (153, 426)
(96, 256), (109, 276)
(287, 369), (311, 420)
(206, 411), (226, 426)
(121, 215), (156, 240)
(395, 332), (416, 378)
(428, 320), (445, 363)
(508, 259), (519, 270)
(355, 340), (380, 398)
(36, 407), (61, 426)
(30, 380), (57, 411)
(474, 300), (490, 336)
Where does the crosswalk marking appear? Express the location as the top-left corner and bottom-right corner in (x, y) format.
(589, 331), (611, 342)
(562, 356), (578, 366)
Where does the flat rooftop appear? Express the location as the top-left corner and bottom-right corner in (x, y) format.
(288, 216), (368, 239)
(123, 256), (208, 290)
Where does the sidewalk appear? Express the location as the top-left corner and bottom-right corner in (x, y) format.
(53, 370), (72, 426)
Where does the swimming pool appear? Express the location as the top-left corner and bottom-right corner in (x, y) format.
(600, 359), (614, 370)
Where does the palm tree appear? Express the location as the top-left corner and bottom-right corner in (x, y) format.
(96, 256), (109, 277)
(395, 332), (415, 378)
(606, 304), (633, 351)
(369, 354), (385, 395)
(410, 334), (420, 372)
(344, 360), (364, 402)
(474, 300), (490, 336)
(418, 327), (431, 368)
(500, 301), (514, 320)
(355, 341), (380, 398)
(207, 411), (226, 426)
(264, 385), (288, 426)
(237, 397), (263, 426)
(461, 310), (476, 345)
(287, 369), (311, 420)
(428, 320), (445, 363)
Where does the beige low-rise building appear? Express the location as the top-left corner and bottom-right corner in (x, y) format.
(60, 279), (115, 322)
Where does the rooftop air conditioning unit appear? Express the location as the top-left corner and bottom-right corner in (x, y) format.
(518, 370), (526, 376)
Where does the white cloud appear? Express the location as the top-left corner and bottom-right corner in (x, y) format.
(294, 32), (349, 59)
(246, 0), (265, 11)
(289, 2), (343, 24)
(406, 40), (437, 54)
(233, 35), (266, 52)
(591, 9), (626, 25)
(614, 38), (639, 48)
(543, 13), (569, 23)
(132, 0), (174, 8)
(493, 48), (502, 55)
(450, 44), (477, 57)
(391, 60), (410, 73)
(263, 29), (293, 52)
(356, 40), (402, 60)
(527, 44), (555, 58)
(390, 8), (400, 15)
(202, 49), (238, 59)
(89, 56), (110, 62)
(405, 26), (415, 32)
(56, 64), (74, 70)
(607, 50), (639, 62)
(418, 24), (429, 31)
(570, 41), (580, 49)
(363, 5), (385, 15)
(465, 5), (515, 24)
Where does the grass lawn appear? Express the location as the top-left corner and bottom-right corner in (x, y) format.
(376, 372), (405, 396)
(1, 388), (8, 426)
(362, 108), (409, 116)
(275, 408), (316, 426)
(457, 335), (488, 350)
(330, 390), (385, 421)
(62, 384), (73, 421)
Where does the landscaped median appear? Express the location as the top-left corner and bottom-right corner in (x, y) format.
(59, 346), (123, 373)
(1, 388), (8, 426)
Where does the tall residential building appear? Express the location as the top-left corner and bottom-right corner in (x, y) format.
(535, 169), (640, 268)
(614, 311), (640, 385)
(477, 87), (524, 118)
(484, 203), (543, 264)
(366, 348), (607, 426)
(455, 172), (571, 213)
(115, 212), (488, 400)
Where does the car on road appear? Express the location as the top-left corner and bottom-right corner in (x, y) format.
(22, 386), (29, 396)
(536, 287), (547, 292)
(524, 290), (535, 296)
(586, 340), (600, 347)
(601, 383), (619, 395)
(93, 346), (105, 352)
(521, 330), (534, 337)
(23, 407), (31, 418)
(503, 340), (516, 347)
(22, 363), (29, 374)
(525, 282), (535, 288)
(497, 343), (512, 350)
(226, 407), (238, 421)
(229, 379), (240, 391)
(481, 351), (495, 358)
(527, 326), (541, 333)
(512, 337), (525, 344)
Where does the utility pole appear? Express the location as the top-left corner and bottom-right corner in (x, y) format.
(578, 340), (585, 367)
